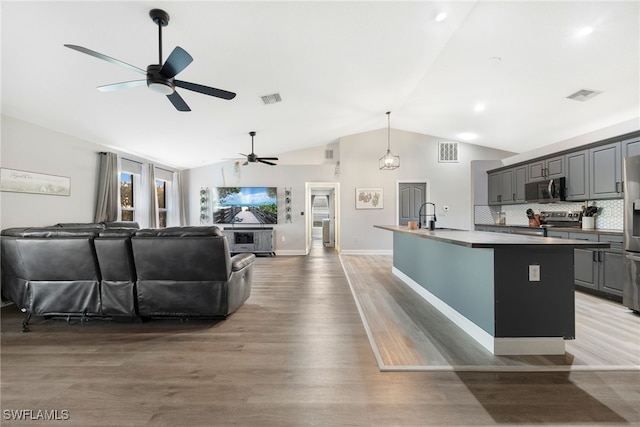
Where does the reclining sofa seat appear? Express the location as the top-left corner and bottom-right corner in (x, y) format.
(0, 227), (103, 321)
(131, 226), (255, 318)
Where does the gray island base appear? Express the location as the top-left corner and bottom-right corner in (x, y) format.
(374, 225), (609, 356)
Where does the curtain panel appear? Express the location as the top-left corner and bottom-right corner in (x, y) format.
(94, 152), (120, 223)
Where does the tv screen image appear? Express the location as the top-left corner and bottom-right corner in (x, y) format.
(212, 187), (278, 224)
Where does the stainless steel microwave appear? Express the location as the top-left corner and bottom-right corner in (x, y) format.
(525, 177), (566, 203)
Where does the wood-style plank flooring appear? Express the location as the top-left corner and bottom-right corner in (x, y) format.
(1, 240), (639, 426)
(340, 254), (640, 371)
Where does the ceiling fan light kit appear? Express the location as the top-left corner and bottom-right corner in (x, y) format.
(65, 8), (236, 111)
(379, 111), (400, 170)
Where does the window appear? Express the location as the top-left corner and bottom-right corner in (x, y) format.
(156, 179), (167, 228)
(120, 172), (135, 221)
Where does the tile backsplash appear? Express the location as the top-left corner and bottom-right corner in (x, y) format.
(475, 199), (623, 230)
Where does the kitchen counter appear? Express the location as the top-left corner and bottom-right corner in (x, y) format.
(375, 225), (610, 356)
(376, 225), (610, 248)
(474, 223), (622, 236)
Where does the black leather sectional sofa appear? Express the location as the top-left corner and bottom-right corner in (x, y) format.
(1, 223), (255, 330)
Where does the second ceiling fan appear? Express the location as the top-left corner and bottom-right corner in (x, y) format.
(240, 132), (279, 166)
(65, 8), (236, 111)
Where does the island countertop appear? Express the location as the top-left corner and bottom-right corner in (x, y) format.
(374, 225), (610, 249)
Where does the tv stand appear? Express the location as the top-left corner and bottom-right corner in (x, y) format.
(221, 227), (274, 256)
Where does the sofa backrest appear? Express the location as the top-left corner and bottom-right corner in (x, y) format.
(131, 226), (232, 282)
(1, 228), (101, 280)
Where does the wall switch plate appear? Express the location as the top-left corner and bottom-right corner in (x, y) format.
(281, 236), (285, 242)
(529, 265), (540, 281)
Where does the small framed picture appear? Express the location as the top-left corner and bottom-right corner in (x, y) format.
(355, 187), (383, 209)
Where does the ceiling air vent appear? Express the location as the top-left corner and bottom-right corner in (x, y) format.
(439, 141), (459, 163)
(567, 89), (602, 102)
(325, 149), (334, 160)
(261, 93), (282, 105)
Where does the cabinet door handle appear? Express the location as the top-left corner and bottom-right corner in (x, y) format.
(598, 251), (603, 262)
(513, 193), (516, 201)
(593, 251), (598, 262)
(616, 181), (621, 193)
(498, 194), (502, 202)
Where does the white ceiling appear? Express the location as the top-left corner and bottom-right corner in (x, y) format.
(2, 1), (639, 169)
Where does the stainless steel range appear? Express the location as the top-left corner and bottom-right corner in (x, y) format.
(510, 210), (582, 237)
(540, 210), (583, 228)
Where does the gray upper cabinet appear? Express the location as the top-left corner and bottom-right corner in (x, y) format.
(500, 169), (514, 204)
(566, 150), (589, 201)
(527, 155), (565, 182)
(513, 165), (527, 203)
(623, 136), (640, 159)
(589, 142), (622, 199)
(488, 172), (501, 205)
(487, 166), (526, 205)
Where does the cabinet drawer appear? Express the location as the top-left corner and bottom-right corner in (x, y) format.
(569, 232), (598, 242)
(547, 231), (568, 239)
(599, 235), (623, 250)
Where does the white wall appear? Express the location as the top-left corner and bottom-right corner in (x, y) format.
(0, 115), (176, 229)
(337, 128), (514, 253)
(183, 161), (336, 254)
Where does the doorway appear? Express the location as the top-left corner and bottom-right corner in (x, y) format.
(397, 181), (429, 226)
(305, 182), (340, 254)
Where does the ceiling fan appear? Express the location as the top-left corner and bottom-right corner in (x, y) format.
(64, 8), (236, 112)
(240, 132), (279, 166)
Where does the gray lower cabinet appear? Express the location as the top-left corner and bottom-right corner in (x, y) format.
(569, 232), (623, 298)
(222, 229), (275, 255)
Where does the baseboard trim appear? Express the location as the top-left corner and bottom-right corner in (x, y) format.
(340, 249), (393, 255)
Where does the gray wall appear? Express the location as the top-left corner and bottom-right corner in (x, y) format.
(0, 115), (175, 229)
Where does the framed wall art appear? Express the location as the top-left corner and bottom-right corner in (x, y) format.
(0, 168), (70, 196)
(355, 187), (383, 209)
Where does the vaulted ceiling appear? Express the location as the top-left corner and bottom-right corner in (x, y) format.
(2, 1), (639, 169)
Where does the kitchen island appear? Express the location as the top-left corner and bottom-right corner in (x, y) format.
(374, 225), (609, 355)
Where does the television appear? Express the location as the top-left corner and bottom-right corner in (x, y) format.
(212, 187), (278, 224)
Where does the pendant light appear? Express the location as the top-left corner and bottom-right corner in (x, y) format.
(379, 111), (400, 170)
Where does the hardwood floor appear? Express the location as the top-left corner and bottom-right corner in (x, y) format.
(1, 240), (639, 426)
(340, 254), (640, 371)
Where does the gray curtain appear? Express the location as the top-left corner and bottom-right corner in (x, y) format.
(94, 152), (119, 223)
(140, 163), (158, 228)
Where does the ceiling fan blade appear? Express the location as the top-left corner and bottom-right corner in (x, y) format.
(175, 80), (236, 100)
(166, 91), (191, 112)
(64, 44), (146, 75)
(258, 157), (279, 161)
(97, 80), (146, 92)
(258, 159), (277, 166)
(160, 46), (193, 78)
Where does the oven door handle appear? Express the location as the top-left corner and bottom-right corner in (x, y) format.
(548, 179), (554, 198)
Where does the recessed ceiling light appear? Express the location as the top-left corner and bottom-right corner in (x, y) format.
(458, 132), (477, 141)
(474, 103), (486, 112)
(576, 26), (593, 37)
(435, 12), (447, 22)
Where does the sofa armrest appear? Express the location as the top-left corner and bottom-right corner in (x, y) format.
(231, 253), (256, 272)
